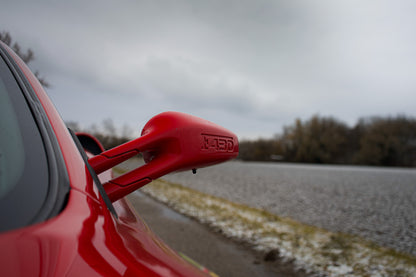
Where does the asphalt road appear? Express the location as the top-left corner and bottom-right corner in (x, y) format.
(165, 162), (416, 256)
(127, 191), (307, 277)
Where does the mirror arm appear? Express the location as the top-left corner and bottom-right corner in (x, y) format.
(103, 156), (178, 202)
(89, 150), (139, 175)
(86, 112), (239, 203)
(88, 133), (157, 174)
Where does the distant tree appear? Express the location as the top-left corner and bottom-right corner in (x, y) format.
(238, 140), (255, 160)
(0, 31), (49, 87)
(66, 119), (133, 150)
(238, 114), (416, 167)
(92, 119), (131, 149)
(239, 139), (280, 161)
(280, 118), (305, 162)
(280, 116), (350, 164)
(354, 116), (416, 166)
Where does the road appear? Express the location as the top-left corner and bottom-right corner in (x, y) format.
(127, 191), (307, 277)
(164, 161), (416, 255)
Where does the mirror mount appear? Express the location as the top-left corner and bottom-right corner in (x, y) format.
(88, 111), (239, 202)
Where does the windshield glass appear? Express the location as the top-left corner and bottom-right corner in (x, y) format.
(0, 73), (25, 197)
(0, 56), (49, 232)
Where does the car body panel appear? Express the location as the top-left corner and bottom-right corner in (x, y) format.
(0, 41), (211, 276)
(1, 190), (208, 276)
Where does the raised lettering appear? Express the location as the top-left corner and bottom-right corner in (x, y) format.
(201, 134), (234, 152)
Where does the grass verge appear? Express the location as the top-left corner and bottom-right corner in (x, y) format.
(138, 179), (416, 277)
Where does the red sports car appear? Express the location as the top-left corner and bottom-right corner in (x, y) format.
(0, 41), (238, 276)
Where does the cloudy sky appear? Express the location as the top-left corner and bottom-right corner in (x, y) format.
(2, 0), (415, 139)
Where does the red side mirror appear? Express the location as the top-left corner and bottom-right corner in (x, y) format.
(89, 111), (239, 202)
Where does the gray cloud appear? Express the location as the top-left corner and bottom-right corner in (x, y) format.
(1, 0), (415, 138)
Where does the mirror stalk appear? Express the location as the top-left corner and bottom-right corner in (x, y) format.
(88, 112), (239, 202)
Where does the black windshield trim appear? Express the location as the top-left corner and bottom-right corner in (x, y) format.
(69, 129), (117, 218)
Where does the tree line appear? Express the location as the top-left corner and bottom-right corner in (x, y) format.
(69, 115), (416, 167)
(67, 119), (133, 150)
(239, 115), (416, 167)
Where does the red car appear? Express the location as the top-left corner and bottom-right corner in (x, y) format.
(0, 41), (238, 276)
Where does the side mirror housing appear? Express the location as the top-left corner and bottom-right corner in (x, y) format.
(89, 111), (239, 202)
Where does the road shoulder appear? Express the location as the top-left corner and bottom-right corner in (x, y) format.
(127, 191), (305, 277)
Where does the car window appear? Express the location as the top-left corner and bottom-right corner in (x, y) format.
(0, 77), (25, 197)
(0, 56), (49, 232)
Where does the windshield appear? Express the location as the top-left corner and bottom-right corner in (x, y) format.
(0, 71), (25, 197)
(0, 55), (49, 232)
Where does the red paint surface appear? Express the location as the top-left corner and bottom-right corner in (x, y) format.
(0, 42), (215, 276)
(89, 111), (239, 202)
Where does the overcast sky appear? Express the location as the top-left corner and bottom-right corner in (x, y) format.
(2, 0), (416, 139)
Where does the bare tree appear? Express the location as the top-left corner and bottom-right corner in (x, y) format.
(0, 31), (49, 87)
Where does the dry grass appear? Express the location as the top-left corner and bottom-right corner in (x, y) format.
(138, 178), (416, 277)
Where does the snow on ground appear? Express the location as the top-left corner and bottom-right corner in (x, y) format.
(140, 179), (416, 277)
